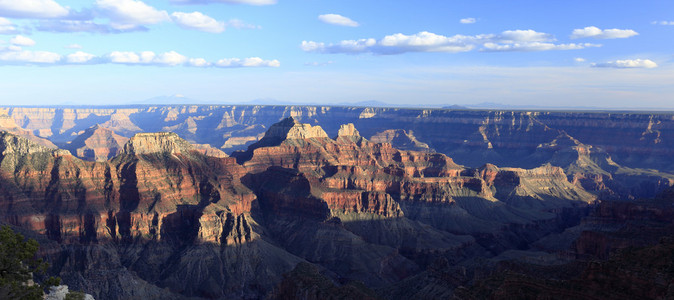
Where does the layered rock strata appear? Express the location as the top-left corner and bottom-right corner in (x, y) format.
(0, 110), (672, 299)
(1, 106), (672, 175)
(234, 118), (597, 258)
(0, 131), (297, 298)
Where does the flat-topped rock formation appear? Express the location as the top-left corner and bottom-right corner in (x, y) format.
(122, 132), (194, 155)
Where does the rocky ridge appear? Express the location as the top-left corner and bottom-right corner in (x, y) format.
(369, 129), (433, 152)
(0, 131), (299, 299)
(63, 125), (128, 161)
(1, 106), (672, 174)
(0, 107), (672, 299)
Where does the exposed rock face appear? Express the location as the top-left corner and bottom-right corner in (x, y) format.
(0, 131), (64, 157)
(121, 132), (195, 155)
(237, 118), (594, 213)
(234, 118), (596, 261)
(2, 106), (672, 174)
(337, 123), (359, 137)
(191, 143), (228, 158)
(265, 116), (329, 140)
(233, 117), (329, 164)
(0, 131), (300, 299)
(369, 129), (433, 152)
(527, 131), (674, 200)
(0, 114), (58, 149)
(0, 106), (672, 299)
(64, 125), (129, 161)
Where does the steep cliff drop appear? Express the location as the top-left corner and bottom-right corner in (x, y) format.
(0, 109), (672, 299)
(0, 131), (303, 299)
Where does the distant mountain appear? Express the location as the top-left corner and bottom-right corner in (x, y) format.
(461, 102), (674, 111)
(337, 100), (393, 107)
(135, 94), (205, 105)
(246, 98), (294, 105)
(442, 104), (469, 109)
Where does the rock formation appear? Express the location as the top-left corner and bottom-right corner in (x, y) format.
(64, 125), (129, 161)
(0, 106), (672, 299)
(1, 106), (672, 175)
(369, 129), (433, 152)
(0, 131), (299, 299)
(0, 114), (58, 149)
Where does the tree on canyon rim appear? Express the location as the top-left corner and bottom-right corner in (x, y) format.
(0, 225), (60, 300)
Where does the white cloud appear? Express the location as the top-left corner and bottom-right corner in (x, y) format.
(95, 0), (170, 30)
(483, 42), (600, 52)
(652, 21), (674, 25)
(109, 50), (164, 64)
(379, 32), (481, 53)
(301, 39), (383, 54)
(302, 30), (595, 55)
(170, 0), (276, 5)
(0, 0), (69, 18)
(36, 20), (120, 33)
(460, 18), (476, 24)
(188, 58), (209, 67)
(105, 51), (279, 68)
(574, 57), (586, 62)
(499, 29), (551, 42)
(570, 26), (638, 39)
(223, 19), (259, 29)
(154, 51), (188, 65)
(66, 51), (95, 63)
(10, 35), (35, 47)
(215, 57), (280, 68)
(0, 50), (61, 63)
(0, 39), (279, 67)
(318, 14), (359, 27)
(592, 59), (657, 69)
(304, 61), (334, 67)
(0, 17), (18, 34)
(109, 51), (146, 63)
(171, 11), (225, 33)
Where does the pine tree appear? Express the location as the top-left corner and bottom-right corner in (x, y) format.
(0, 225), (59, 300)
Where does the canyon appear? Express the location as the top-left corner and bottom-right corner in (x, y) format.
(0, 105), (672, 299)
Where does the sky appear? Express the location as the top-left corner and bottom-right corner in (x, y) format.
(0, 0), (673, 109)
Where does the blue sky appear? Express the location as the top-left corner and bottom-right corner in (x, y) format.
(0, 0), (672, 109)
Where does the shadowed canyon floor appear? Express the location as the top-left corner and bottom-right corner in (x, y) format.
(0, 106), (673, 299)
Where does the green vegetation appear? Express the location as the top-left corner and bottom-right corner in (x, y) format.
(65, 290), (86, 300)
(0, 225), (60, 300)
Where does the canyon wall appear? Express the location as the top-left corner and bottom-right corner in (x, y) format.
(0, 106), (672, 299)
(1, 106), (672, 173)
